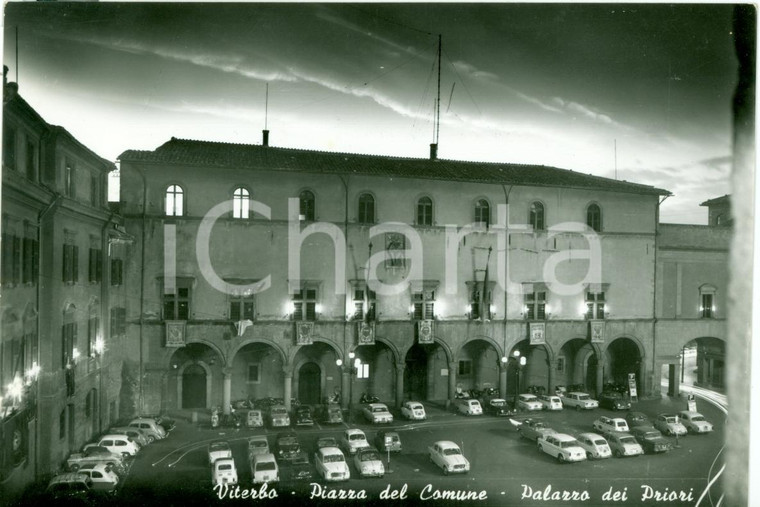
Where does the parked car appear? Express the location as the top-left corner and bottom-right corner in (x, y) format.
(518, 419), (557, 442)
(598, 392), (631, 411)
(575, 432), (612, 459)
(625, 411), (651, 428)
(362, 403), (394, 424)
(454, 398), (483, 416)
(428, 441), (470, 475)
(630, 426), (672, 454)
(400, 401), (427, 420)
(275, 431), (301, 461)
(653, 413), (688, 436)
(128, 418), (165, 441)
(538, 395), (563, 411)
(374, 430), (402, 453)
(593, 416), (629, 434)
(285, 452), (313, 482)
(94, 434), (139, 457)
(212, 457), (238, 486)
(561, 392), (599, 411)
(354, 448), (385, 478)
(251, 453), (280, 484)
(317, 436), (339, 450)
(604, 432), (644, 458)
(294, 406), (315, 426)
(208, 441), (233, 465)
(537, 433), (586, 463)
(517, 394), (543, 411)
(67, 446), (125, 472)
(137, 414), (176, 433)
(485, 398), (514, 416)
(314, 447), (350, 482)
(341, 429), (370, 456)
(75, 463), (120, 492)
(318, 403), (344, 424)
(45, 473), (94, 503)
(108, 427), (151, 447)
(678, 410), (714, 434)
(268, 405), (291, 428)
(247, 436), (270, 458)
(247, 409), (264, 428)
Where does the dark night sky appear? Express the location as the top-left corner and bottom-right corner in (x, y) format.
(2, 3), (741, 223)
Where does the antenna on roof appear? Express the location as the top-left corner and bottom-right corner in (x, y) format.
(430, 34), (442, 160)
(614, 139), (617, 180)
(262, 83), (270, 147)
(15, 26), (19, 83)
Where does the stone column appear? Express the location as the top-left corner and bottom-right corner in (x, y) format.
(671, 363), (681, 397)
(284, 370), (293, 411)
(222, 368), (232, 415)
(547, 359), (554, 394)
(499, 364), (508, 399)
(395, 362), (405, 408)
(448, 361), (457, 405)
(595, 362), (604, 397)
(341, 370), (350, 409)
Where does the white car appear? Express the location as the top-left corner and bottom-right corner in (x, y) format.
(575, 432), (612, 459)
(537, 433), (587, 463)
(362, 403), (394, 424)
(428, 441), (470, 475)
(653, 413), (688, 436)
(212, 457), (238, 486)
(454, 398), (483, 416)
(109, 426), (151, 447)
(95, 435), (139, 457)
(561, 392), (599, 410)
(517, 394), (543, 411)
(76, 463), (120, 492)
(314, 447), (350, 482)
(538, 395), (563, 411)
(400, 401), (427, 420)
(251, 453), (279, 484)
(353, 448), (385, 478)
(128, 418), (166, 440)
(248, 436), (270, 458)
(593, 416), (629, 434)
(208, 441), (233, 465)
(605, 432), (644, 458)
(341, 429), (370, 455)
(678, 411), (714, 434)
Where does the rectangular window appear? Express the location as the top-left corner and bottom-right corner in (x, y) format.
(412, 290), (435, 320)
(292, 288), (317, 321)
(22, 237), (39, 284)
(230, 295), (255, 321)
(63, 244), (79, 283)
(89, 248), (103, 283)
(469, 283), (492, 320)
(110, 307), (126, 336)
(701, 293), (714, 318)
(525, 291), (546, 320)
(59, 409), (66, 439)
(1, 227), (10, 285)
(65, 161), (75, 197)
(62, 322), (76, 368)
(356, 362), (369, 379)
(557, 356), (565, 372)
(24, 330), (38, 372)
(3, 125), (16, 170)
(87, 317), (98, 357)
(352, 289), (376, 321)
(585, 292), (606, 320)
(110, 259), (123, 286)
(247, 363), (260, 383)
(458, 360), (472, 376)
(163, 283), (190, 320)
(26, 140), (36, 180)
(11, 234), (21, 285)
(385, 232), (406, 268)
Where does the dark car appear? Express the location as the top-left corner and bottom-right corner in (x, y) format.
(625, 411), (650, 428)
(485, 398), (515, 417)
(295, 406), (314, 427)
(318, 403), (344, 424)
(374, 430), (402, 453)
(284, 452), (313, 481)
(629, 426), (672, 454)
(598, 392), (631, 411)
(518, 419), (557, 442)
(275, 431), (301, 461)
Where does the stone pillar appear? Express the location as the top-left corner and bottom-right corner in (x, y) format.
(499, 364), (508, 399)
(448, 361), (457, 405)
(638, 361), (647, 397)
(671, 363), (681, 397)
(222, 369), (232, 415)
(596, 363), (604, 397)
(547, 359), (554, 394)
(284, 371), (293, 411)
(341, 370), (350, 409)
(395, 362), (405, 408)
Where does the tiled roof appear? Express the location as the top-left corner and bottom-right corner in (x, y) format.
(119, 137), (670, 196)
(700, 194), (730, 206)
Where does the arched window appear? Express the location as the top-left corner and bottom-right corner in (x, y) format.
(474, 199), (490, 226)
(586, 203), (602, 232)
(165, 185), (184, 216)
(299, 190), (315, 221)
(417, 196), (433, 226)
(530, 202), (545, 231)
(232, 187), (250, 219)
(358, 193), (375, 224)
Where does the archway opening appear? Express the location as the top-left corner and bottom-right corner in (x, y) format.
(458, 339), (499, 393)
(557, 338), (599, 394)
(168, 342), (223, 410)
(232, 342), (285, 403)
(354, 341), (396, 404)
(298, 362), (321, 405)
(292, 341), (340, 405)
(404, 342), (448, 401)
(605, 338), (643, 394)
(508, 340), (551, 398)
(182, 364), (207, 409)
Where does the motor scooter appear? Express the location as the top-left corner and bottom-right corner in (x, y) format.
(211, 408), (220, 429)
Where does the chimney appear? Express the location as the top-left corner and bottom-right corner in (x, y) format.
(3, 66), (18, 104)
(262, 129), (270, 147)
(429, 143), (438, 160)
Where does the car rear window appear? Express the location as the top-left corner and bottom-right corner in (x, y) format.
(593, 439), (607, 446)
(256, 462), (276, 471)
(619, 436), (636, 444)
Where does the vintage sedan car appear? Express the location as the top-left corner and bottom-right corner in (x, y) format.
(314, 447), (350, 482)
(247, 436), (270, 458)
(537, 433), (587, 463)
(318, 403), (344, 424)
(454, 398), (483, 416)
(128, 418), (166, 440)
(45, 473), (94, 503)
(625, 411), (651, 428)
(268, 405), (291, 428)
(428, 441), (470, 475)
(362, 403), (394, 424)
(354, 448), (385, 478)
(212, 457), (238, 486)
(246, 409), (264, 428)
(95, 435), (139, 457)
(605, 432), (644, 458)
(575, 433), (612, 459)
(518, 419), (557, 442)
(678, 410), (714, 434)
(251, 453), (279, 484)
(485, 398), (514, 417)
(295, 406), (315, 427)
(598, 392), (631, 411)
(653, 413), (688, 436)
(208, 441), (233, 465)
(285, 452), (313, 482)
(108, 427), (150, 447)
(68, 446), (125, 472)
(374, 430), (402, 453)
(341, 429), (370, 455)
(75, 463), (120, 492)
(275, 431), (301, 461)
(317, 437), (339, 450)
(561, 392), (599, 410)
(630, 426), (672, 454)
(593, 416), (629, 434)
(538, 395), (563, 411)
(400, 401), (427, 420)
(517, 394), (543, 411)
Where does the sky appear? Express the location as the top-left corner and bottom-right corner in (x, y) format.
(2, 3), (742, 223)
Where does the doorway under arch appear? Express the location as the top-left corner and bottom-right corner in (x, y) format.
(298, 362), (322, 405)
(182, 364), (207, 409)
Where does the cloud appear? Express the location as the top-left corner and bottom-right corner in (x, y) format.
(451, 61), (500, 82)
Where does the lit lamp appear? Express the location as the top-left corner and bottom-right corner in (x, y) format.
(348, 352), (357, 423)
(72, 348), (81, 362)
(93, 337), (105, 357)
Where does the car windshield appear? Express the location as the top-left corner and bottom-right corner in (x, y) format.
(324, 454), (344, 463)
(644, 432), (660, 439)
(373, 407), (386, 413)
(491, 400), (506, 407)
(561, 440), (580, 448)
(250, 441), (267, 448)
(349, 434), (366, 441)
(619, 436), (636, 444)
(328, 408), (341, 415)
(319, 439), (336, 446)
(271, 408), (287, 416)
(443, 448), (461, 456)
(218, 464), (232, 471)
(593, 439), (607, 446)
(577, 394), (589, 400)
(210, 443), (229, 452)
(691, 415), (706, 422)
(664, 417), (677, 423)
(279, 438), (298, 446)
(256, 462), (276, 471)
(533, 422), (546, 428)
(360, 451), (380, 461)
(616, 422), (626, 427)
(606, 393), (622, 399)
(411, 404), (422, 410)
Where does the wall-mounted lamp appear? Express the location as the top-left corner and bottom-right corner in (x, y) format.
(513, 350), (521, 358)
(285, 301), (295, 315)
(315, 304), (323, 314)
(500, 356), (508, 364)
(519, 356), (527, 367)
(336, 359), (343, 367)
(72, 348), (81, 362)
(93, 337), (105, 357)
